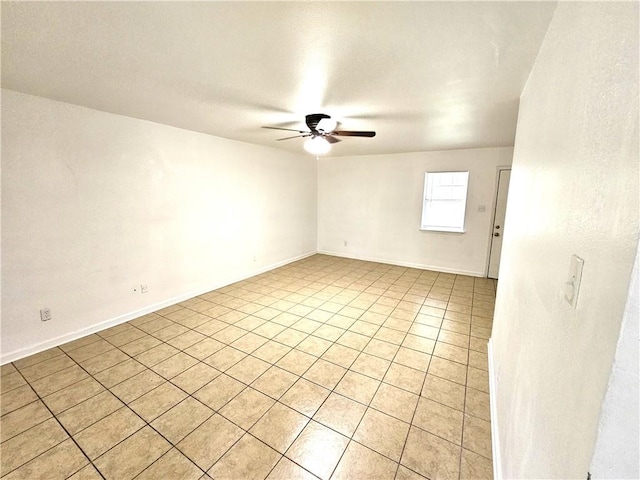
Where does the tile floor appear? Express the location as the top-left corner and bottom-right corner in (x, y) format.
(0, 254), (495, 480)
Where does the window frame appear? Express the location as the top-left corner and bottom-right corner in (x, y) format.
(420, 170), (470, 233)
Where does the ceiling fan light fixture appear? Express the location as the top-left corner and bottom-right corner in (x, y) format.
(304, 136), (331, 155)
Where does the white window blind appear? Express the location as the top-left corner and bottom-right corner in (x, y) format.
(420, 171), (469, 233)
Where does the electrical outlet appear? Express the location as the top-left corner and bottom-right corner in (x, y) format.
(40, 308), (52, 322)
(141, 284), (148, 293)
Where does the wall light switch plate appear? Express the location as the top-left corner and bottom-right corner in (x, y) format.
(564, 255), (584, 308)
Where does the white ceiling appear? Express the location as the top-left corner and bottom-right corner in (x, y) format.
(1, 1), (557, 157)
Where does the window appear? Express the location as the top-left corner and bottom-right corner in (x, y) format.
(420, 171), (469, 233)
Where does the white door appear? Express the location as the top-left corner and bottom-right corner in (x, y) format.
(488, 169), (511, 279)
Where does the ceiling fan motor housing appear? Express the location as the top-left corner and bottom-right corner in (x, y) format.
(306, 113), (331, 133)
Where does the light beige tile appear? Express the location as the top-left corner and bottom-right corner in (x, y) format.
(171, 362), (221, 394)
(313, 324), (345, 342)
(336, 331), (370, 351)
(276, 349), (317, 376)
(373, 327), (406, 345)
(194, 319), (228, 336)
(184, 338), (225, 360)
(253, 322), (287, 339)
(253, 341), (292, 363)
(280, 378), (330, 417)
(226, 355), (271, 384)
(462, 414), (492, 459)
(79, 348), (129, 375)
(465, 387), (491, 421)
(296, 336), (333, 357)
(129, 381), (188, 422)
(167, 330), (207, 351)
(93, 358), (147, 388)
(73, 407), (144, 459)
(467, 366), (490, 393)
(137, 317), (176, 334)
(461, 448), (494, 480)
(266, 457), (317, 480)
(176, 414), (243, 471)
(1, 363), (16, 376)
(383, 363), (425, 395)
(2, 439), (88, 480)
(413, 397), (464, 445)
(204, 346), (247, 372)
(401, 426), (461, 480)
(396, 465), (429, 480)
(469, 337), (489, 354)
(274, 328), (308, 348)
(231, 332), (268, 354)
(428, 356), (467, 385)
(68, 464), (103, 480)
(18, 354), (76, 383)
(332, 440), (399, 480)
(151, 352), (199, 379)
(135, 343), (180, 368)
(110, 369), (165, 404)
(13, 347), (64, 369)
(0, 418), (68, 474)
(421, 374), (466, 411)
(94, 426), (171, 480)
(312, 392), (366, 438)
(303, 359), (347, 389)
(353, 408), (409, 461)
(250, 402), (310, 453)
(433, 342), (469, 365)
(285, 421), (349, 480)
(57, 391), (124, 435)
(119, 335), (162, 356)
(251, 366), (299, 400)
(0, 400), (52, 443)
(65, 339), (116, 364)
(401, 335), (435, 355)
(193, 373), (245, 411)
(394, 348), (431, 372)
(0, 384), (38, 416)
(31, 365), (89, 397)
(151, 397), (214, 444)
(208, 433), (281, 479)
(334, 371), (380, 405)
(370, 382), (419, 423)
(442, 318), (471, 334)
(41, 377), (105, 414)
(103, 327), (146, 347)
(321, 343), (360, 369)
(219, 387), (275, 429)
(363, 338), (400, 361)
(351, 353), (391, 380)
(137, 448), (203, 480)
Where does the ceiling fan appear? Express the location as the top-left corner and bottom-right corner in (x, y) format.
(262, 113), (376, 155)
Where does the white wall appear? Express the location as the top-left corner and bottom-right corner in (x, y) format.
(491, 2), (639, 479)
(590, 243), (639, 479)
(1, 90), (317, 362)
(317, 148), (513, 276)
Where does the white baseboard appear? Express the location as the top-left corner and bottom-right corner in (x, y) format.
(488, 338), (503, 480)
(317, 250), (485, 277)
(1, 251), (316, 365)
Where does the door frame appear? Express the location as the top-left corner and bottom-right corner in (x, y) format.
(485, 166), (512, 278)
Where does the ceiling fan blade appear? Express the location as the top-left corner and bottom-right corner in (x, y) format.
(334, 130), (376, 137)
(276, 134), (311, 141)
(262, 126), (308, 133)
(325, 135), (341, 144)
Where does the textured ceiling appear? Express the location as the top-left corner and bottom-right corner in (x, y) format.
(1, 1), (557, 157)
